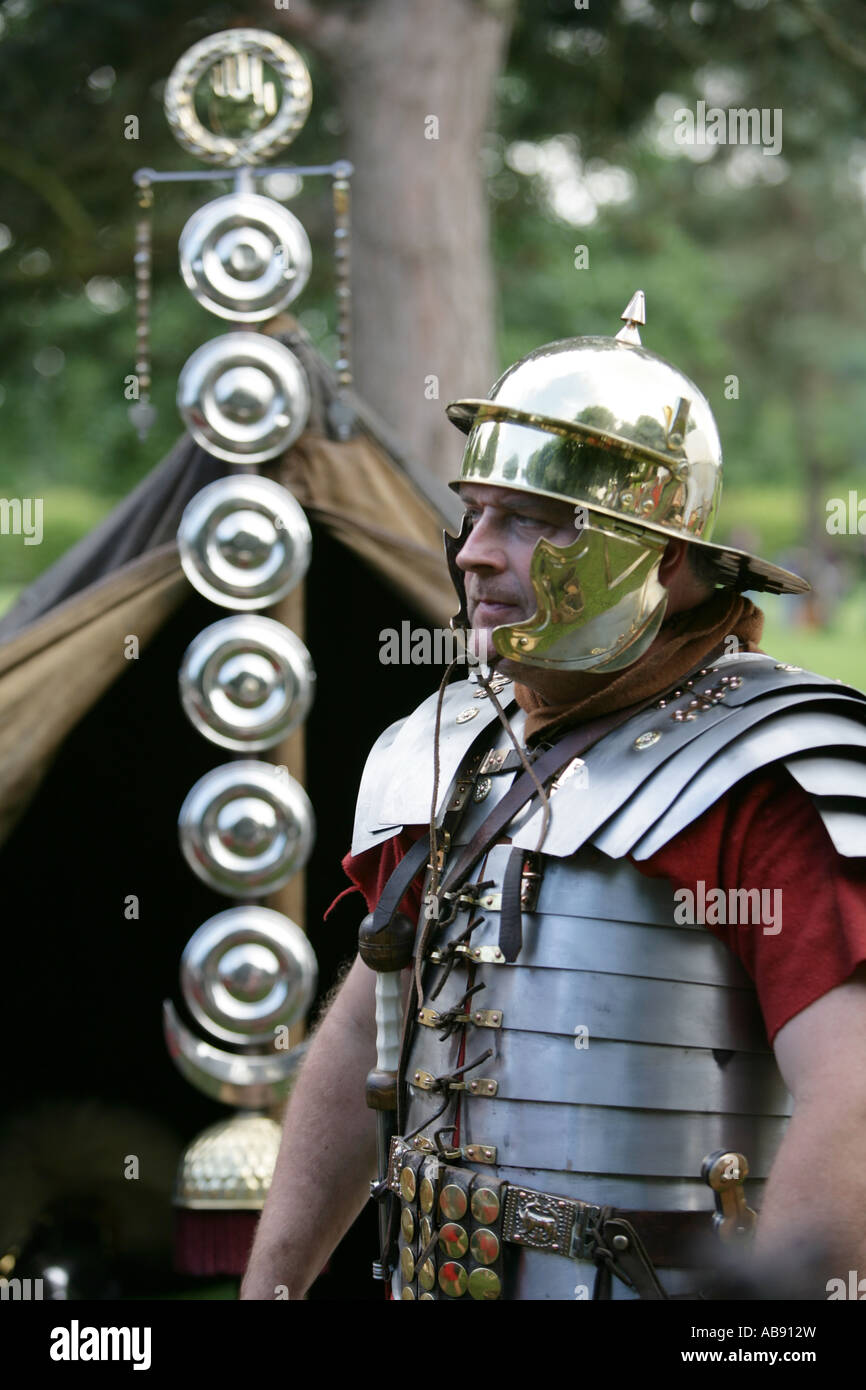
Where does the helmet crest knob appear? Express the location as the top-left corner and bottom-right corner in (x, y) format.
(615, 289), (646, 345)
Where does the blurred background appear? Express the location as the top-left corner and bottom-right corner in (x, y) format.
(1, 0), (866, 677)
(1, 0), (865, 1300)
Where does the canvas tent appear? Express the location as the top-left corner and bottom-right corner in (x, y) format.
(0, 328), (462, 1297)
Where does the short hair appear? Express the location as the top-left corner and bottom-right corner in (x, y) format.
(686, 543), (725, 591)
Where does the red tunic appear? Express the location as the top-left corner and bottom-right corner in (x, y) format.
(329, 766), (866, 1045)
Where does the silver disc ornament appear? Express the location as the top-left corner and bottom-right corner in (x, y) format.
(163, 29), (312, 167)
(179, 193), (312, 322)
(178, 332), (310, 464)
(177, 475), (311, 610)
(179, 615), (315, 750)
(178, 760), (315, 897)
(181, 905), (317, 1045)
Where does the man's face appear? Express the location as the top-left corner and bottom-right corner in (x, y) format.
(455, 482), (580, 663)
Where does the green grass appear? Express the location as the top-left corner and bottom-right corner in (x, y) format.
(0, 483), (862, 691)
(758, 589), (866, 691)
(0, 486), (121, 588)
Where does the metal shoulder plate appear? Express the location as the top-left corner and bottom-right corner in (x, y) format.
(509, 653), (866, 861)
(350, 674), (516, 855)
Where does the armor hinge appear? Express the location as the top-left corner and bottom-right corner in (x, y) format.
(466, 1077), (498, 1097)
(463, 1144), (497, 1164)
(429, 941), (505, 965)
(431, 830), (451, 871)
(519, 853), (542, 913)
(569, 1202), (604, 1260)
(471, 1008), (503, 1029)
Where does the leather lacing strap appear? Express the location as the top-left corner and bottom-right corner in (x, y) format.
(588, 1209), (671, 1302)
(435, 982), (487, 1039)
(399, 1049), (492, 1146)
(590, 1207), (630, 1301)
(424, 1047), (494, 1096)
(429, 878), (493, 999)
(499, 848), (526, 963)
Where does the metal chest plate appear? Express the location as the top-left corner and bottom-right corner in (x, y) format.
(398, 840), (792, 1301)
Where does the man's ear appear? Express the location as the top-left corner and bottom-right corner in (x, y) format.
(658, 538), (688, 586)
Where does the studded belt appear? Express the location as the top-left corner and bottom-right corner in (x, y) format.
(388, 1138), (714, 1301)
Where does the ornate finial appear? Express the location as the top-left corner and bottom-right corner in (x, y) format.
(615, 290), (646, 345)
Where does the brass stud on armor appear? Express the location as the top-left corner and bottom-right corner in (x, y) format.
(633, 730), (661, 750)
(419, 1176), (434, 1214)
(418, 1259), (436, 1292)
(400, 1246), (415, 1283)
(471, 1187), (501, 1224)
(439, 1183), (468, 1221)
(401, 1207), (415, 1243)
(470, 1228), (500, 1265)
(456, 707), (479, 723)
(439, 1222), (469, 1258)
(468, 1267), (501, 1300)
(419, 1292), (435, 1300)
(400, 1166), (417, 1202)
(419, 1216), (433, 1248)
(401, 1286), (415, 1300)
(438, 1261), (469, 1298)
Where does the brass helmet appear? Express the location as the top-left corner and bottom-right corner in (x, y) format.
(445, 292), (808, 673)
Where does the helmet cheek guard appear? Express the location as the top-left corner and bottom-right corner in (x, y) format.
(492, 518), (669, 673)
(443, 510), (472, 637)
(442, 291), (808, 675)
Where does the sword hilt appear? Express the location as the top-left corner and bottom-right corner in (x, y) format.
(702, 1149), (757, 1242)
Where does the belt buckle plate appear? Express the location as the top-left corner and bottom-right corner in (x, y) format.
(502, 1186), (577, 1256)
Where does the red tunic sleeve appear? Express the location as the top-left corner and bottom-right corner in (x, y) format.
(632, 766), (866, 1043)
(326, 826), (428, 922)
(327, 772), (866, 1048)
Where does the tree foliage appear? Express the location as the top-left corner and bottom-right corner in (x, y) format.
(1, 0), (865, 584)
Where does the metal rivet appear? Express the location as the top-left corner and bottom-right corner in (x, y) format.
(612, 1234), (629, 1251)
(439, 1184), (468, 1221)
(456, 706), (479, 723)
(471, 1187), (500, 1224)
(470, 1228), (500, 1265)
(419, 1173), (433, 1217)
(468, 1266), (501, 1300)
(401, 1207), (415, 1243)
(633, 730), (661, 750)
(400, 1166), (417, 1202)
(439, 1222), (469, 1258)
(438, 1261), (469, 1298)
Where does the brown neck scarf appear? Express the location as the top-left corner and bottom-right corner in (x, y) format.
(513, 591), (765, 745)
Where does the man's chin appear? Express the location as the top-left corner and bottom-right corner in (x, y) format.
(465, 625), (522, 680)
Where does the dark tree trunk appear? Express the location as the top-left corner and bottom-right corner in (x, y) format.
(271, 0), (515, 484)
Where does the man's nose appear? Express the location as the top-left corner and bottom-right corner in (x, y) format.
(455, 511), (506, 571)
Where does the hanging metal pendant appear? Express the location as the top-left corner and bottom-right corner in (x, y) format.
(180, 905), (317, 1045)
(179, 193), (312, 321)
(177, 332), (310, 463)
(178, 759), (315, 896)
(179, 615), (315, 750)
(177, 475), (311, 610)
(162, 1001), (307, 1108)
(163, 29), (312, 167)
